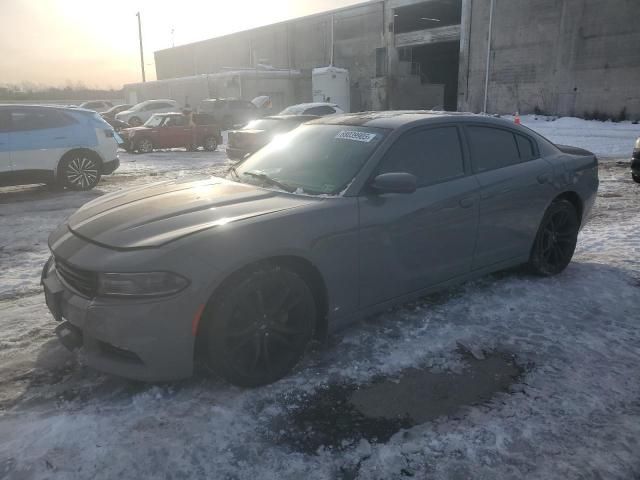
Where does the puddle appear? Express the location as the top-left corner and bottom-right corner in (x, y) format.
(274, 350), (525, 454)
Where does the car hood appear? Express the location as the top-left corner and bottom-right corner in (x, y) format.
(64, 177), (316, 249)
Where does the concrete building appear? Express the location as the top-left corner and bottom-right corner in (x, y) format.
(130, 0), (640, 119)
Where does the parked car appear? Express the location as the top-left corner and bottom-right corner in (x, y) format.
(115, 99), (180, 127)
(198, 98), (258, 129)
(42, 112), (598, 386)
(79, 100), (114, 113)
(279, 102), (344, 116)
(103, 117), (131, 134)
(632, 137), (640, 183)
(0, 105), (120, 190)
(101, 104), (133, 121)
(226, 115), (319, 160)
(121, 113), (222, 153)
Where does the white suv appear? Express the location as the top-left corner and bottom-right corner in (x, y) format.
(115, 100), (180, 127)
(0, 105), (120, 190)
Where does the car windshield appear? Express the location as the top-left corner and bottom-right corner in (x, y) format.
(231, 124), (388, 195)
(144, 115), (165, 127)
(243, 119), (281, 130)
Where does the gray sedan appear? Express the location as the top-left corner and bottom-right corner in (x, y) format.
(42, 112), (599, 386)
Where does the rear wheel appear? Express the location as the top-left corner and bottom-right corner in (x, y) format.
(528, 199), (580, 276)
(203, 265), (316, 387)
(632, 173), (640, 184)
(59, 152), (101, 191)
(203, 136), (218, 152)
(128, 116), (143, 127)
(136, 138), (154, 154)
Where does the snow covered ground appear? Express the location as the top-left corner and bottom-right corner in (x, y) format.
(0, 118), (639, 479)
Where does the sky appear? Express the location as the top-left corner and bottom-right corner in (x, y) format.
(1, 0), (367, 89)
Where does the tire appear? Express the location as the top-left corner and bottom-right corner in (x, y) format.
(128, 116), (143, 127)
(203, 136), (218, 152)
(203, 265), (316, 387)
(632, 173), (640, 184)
(528, 199), (580, 276)
(58, 152), (101, 191)
(135, 138), (154, 154)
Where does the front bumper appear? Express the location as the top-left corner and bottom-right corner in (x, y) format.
(102, 158), (120, 175)
(41, 257), (198, 382)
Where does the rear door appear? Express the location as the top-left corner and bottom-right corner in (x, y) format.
(9, 108), (78, 174)
(464, 124), (557, 269)
(358, 125), (480, 307)
(162, 115), (191, 147)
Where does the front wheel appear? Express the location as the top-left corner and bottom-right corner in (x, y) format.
(203, 266), (316, 387)
(203, 136), (218, 152)
(59, 153), (101, 191)
(528, 199), (580, 276)
(135, 138), (154, 154)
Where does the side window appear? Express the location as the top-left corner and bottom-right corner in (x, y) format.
(166, 116), (185, 127)
(305, 106), (336, 116)
(143, 103), (156, 111)
(378, 126), (465, 187)
(10, 110), (74, 131)
(466, 126), (521, 172)
(515, 134), (536, 161)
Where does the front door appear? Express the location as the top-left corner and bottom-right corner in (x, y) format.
(358, 125), (480, 307)
(161, 116), (191, 148)
(463, 124), (557, 268)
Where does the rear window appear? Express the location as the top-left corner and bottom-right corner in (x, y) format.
(466, 126), (521, 172)
(10, 109), (76, 131)
(515, 134), (536, 161)
(304, 105), (337, 116)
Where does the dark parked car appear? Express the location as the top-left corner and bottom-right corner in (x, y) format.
(198, 98), (258, 129)
(226, 115), (319, 160)
(101, 104), (133, 121)
(632, 137), (640, 183)
(103, 117), (131, 134)
(42, 112), (598, 386)
(121, 113), (222, 153)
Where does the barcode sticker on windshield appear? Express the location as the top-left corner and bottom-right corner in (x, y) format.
(335, 130), (377, 143)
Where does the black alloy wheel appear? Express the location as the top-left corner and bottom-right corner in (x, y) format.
(136, 138), (154, 154)
(60, 153), (101, 190)
(204, 266), (316, 387)
(529, 199), (580, 276)
(203, 136), (218, 152)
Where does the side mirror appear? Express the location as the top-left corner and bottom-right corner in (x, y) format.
(370, 172), (417, 194)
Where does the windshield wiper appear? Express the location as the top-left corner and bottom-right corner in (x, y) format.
(243, 170), (296, 193)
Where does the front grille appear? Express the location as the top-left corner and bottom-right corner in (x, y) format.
(55, 258), (97, 298)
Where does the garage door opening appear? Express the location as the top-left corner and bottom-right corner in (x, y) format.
(411, 41), (460, 111)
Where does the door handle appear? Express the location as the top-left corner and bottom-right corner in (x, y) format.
(459, 197), (475, 208)
(537, 173), (551, 184)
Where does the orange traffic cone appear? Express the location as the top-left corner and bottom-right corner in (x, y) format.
(514, 112), (521, 125)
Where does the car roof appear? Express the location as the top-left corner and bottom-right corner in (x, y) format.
(308, 110), (518, 129)
(0, 104), (95, 114)
(263, 115), (320, 121)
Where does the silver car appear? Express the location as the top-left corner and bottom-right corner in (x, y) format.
(42, 112), (599, 386)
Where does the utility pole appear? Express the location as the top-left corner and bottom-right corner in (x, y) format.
(482, 0), (495, 113)
(136, 12), (146, 82)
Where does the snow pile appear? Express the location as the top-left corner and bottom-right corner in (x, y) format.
(515, 115), (640, 158)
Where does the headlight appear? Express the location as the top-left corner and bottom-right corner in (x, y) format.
(97, 272), (189, 297)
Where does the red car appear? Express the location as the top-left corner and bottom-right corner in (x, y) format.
(122, 113), (222, 153)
